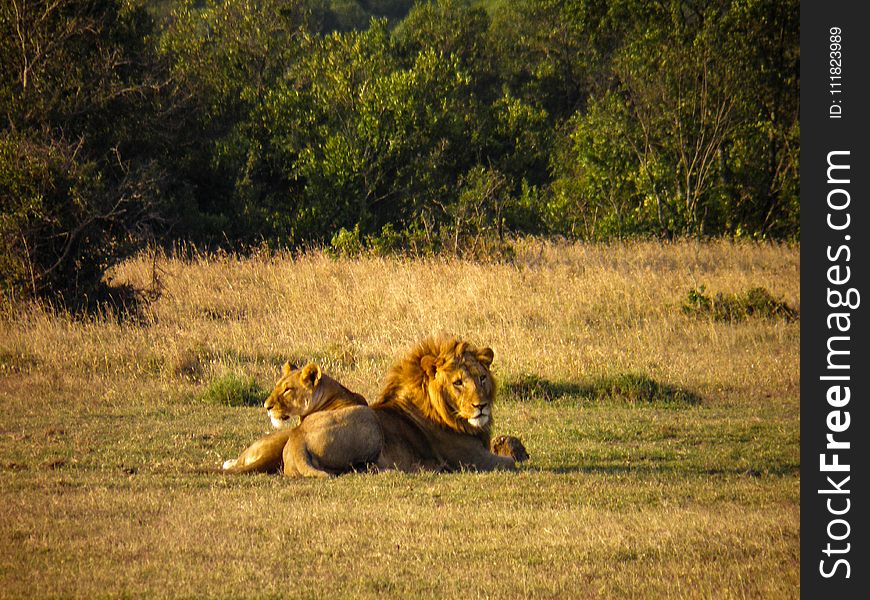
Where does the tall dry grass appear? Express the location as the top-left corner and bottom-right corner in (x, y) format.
(3, 239), (799, 402)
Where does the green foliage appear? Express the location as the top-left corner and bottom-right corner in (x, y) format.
(546, 0), (799, 240)
(716, 0), (800, 239)
(310, 0), (416, 33)
(396, 0), (491, 78)
(157, 0), (310, 243)
(490, 92), (552, 187)
(196, 373), (268, 407)
(2, 0), (801, 304)
(549, 92), (648, 239)
(328, 222), (408, 258)
(257, 20), (480, 242)
(682, 285), (799, 322)
(441, 166), (514, 258)
(328, 225), (365, 258)
(1, 133), (99, 299)
(1, 0), (165, 305)
(487, 0), (608, 120)
(366, 223), (404, 256)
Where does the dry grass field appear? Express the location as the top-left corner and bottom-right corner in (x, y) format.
(0, 240), (799, 598)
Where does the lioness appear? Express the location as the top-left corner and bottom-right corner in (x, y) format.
(222, 362), (382, 478)
(370, 334), (529, 472)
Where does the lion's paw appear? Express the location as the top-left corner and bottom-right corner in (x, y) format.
(491, 435), (529, 462)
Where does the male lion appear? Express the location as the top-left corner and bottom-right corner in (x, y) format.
(221, 362), (382, 478)
(370, 334), (529, 472)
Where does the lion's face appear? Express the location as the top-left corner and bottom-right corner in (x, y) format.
(263, 362), (322, 429)
(421, 344), (495, 431)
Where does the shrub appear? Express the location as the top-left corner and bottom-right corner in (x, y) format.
(196, 373), (267, 407)
(683, 286), (798, 321)
(328, 225), (365, 258)
(1, 0), (165, 308)
(366, 223), (404, 256)
(1, 134), (164, 306)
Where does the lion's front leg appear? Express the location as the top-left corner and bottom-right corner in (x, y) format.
(222, 428), (291, 475)
(433, 431), (522, 472)
(473, 450), (520, 472)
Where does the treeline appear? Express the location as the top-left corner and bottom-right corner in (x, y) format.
(1, 0), (799, 304)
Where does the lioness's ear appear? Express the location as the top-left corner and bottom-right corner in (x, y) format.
(420, 355), (437, 379)
(477, 347), (494, 367)
(282, 361), (294, 377)
(300, 363), (322, 389)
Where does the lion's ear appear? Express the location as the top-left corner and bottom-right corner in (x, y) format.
(282, 361), (295, 377)
(300, 363), (322, 389)
(477, 347), (494, 367)
(420, 355), (438, 379)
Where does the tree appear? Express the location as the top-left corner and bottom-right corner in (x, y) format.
(488, 0), (610, 121)
(715, 0), (799, 238)
(615, 21), (737, 236)
(1, 0), (165, 305)
(156, 0), (311, 244)
(256, 21), (477, 242)
(549, 93), (647, 239)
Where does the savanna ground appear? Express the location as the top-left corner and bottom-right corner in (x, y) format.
(0, 240), (799, 598)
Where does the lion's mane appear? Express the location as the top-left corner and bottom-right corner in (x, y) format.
(372, 334), (494, 441)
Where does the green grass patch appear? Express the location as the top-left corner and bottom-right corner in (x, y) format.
(195, 373), (268, 407)
(504, 372), (701, 406)
(682, 285), (798, 321)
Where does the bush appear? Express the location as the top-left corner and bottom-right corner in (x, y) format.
(1, 0), (165, 307)
(0, 134), (161, 307)
(682, 286), (798, 322)
(328, 225), (365, 258)
(196, 373), (268, 407)
(366, 223), (404, 256)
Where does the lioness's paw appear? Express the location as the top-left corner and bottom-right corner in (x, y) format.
(491, 435), (529, 462)
(221, 459), (238, 471)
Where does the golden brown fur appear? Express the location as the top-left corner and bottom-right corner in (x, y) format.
(370, 334), (528, 472)
(222, 362), (382, 477)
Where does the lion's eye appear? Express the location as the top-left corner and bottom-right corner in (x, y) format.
(453, 378), (463, 387)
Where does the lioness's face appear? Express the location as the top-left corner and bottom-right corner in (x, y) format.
(263, 362), (322, 429)
(426, 348), (495, 430)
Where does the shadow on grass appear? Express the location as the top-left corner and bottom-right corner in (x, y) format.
(0, 350), (40, 374)
(53, 281), (156, 325)
(538, 464), (800, 477)
(504, 373), (702, 407)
